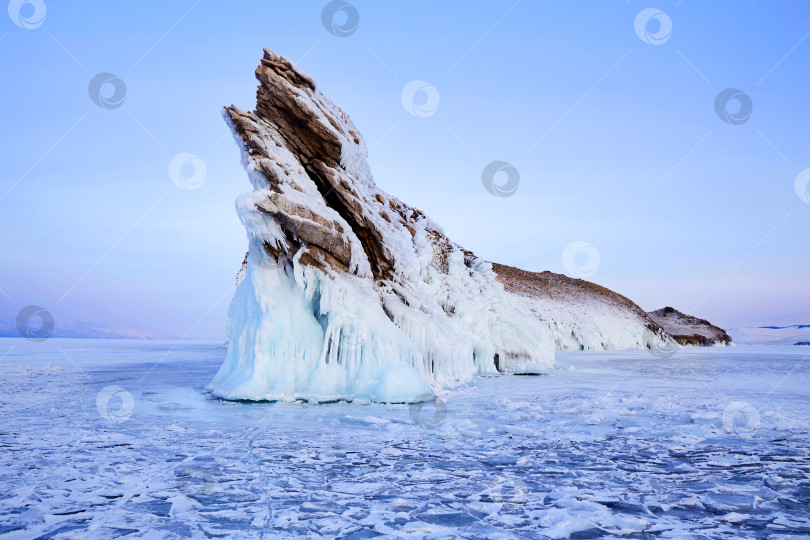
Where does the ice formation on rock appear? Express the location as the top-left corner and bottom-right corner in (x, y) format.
(209, 50), (555, 403)
(492, 264), (674, 351)
(209, 50), (723, 402)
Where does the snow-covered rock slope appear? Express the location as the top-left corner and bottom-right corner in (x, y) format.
(210, 50), (558, 403)
(648, 307), (732, 346)
(493, 264), (672, 351)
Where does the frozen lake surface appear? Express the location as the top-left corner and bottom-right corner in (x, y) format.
(1, 339), (809, 539)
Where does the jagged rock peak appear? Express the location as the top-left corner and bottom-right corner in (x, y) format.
(224, 49), (453, 281)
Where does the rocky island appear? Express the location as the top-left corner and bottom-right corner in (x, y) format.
(210, 49), (729, 403)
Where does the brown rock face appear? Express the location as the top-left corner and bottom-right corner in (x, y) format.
(647, 306), (732, 346)
(224, 50), (444, 281)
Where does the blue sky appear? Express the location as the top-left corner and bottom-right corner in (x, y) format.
(1, 0), (809, 339)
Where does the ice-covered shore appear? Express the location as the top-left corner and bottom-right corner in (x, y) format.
(2, 339), (809, 538)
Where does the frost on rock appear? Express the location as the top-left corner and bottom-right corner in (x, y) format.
(493, 264), (675, 352)
(648, 306), (733, 346)
(209, 50), (555, 403)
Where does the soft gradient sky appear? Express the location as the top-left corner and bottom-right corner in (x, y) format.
(1, 0), (809, 339)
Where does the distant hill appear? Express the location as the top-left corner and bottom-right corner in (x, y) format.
(759, 324), (810, 330)
(0, 319), (162, 340)
(729, 325), (810, 346)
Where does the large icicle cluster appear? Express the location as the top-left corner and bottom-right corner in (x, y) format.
(209, 50), (555, 403)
